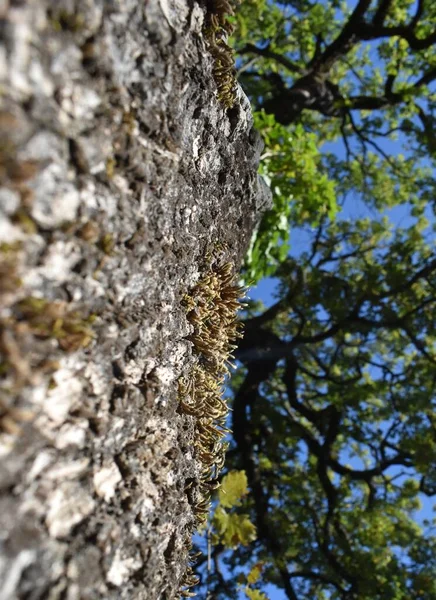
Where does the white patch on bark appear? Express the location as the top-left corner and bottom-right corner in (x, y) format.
(106, 550), (142, 587)
(46, 483), (95, 539)
(30, 164), (80, 229)
(46, 458), (90, 481)
(0, 188), (20, 215)
(0, 550), (36, 600)
(85, 362), (110, 397)
(22, 241), (82, 287)
(26, 450), (55, 482)
(55, 421), (88, 450)
(0, 220), (26, 244)
(93, 463), (122, 502)
(41, 361), (84, 424)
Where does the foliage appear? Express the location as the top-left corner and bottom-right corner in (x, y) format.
(213, 507), (257, 549)
(193, 1), (436, 599)
(244, 112), (337, 284)
(235, 0), (436, 285)
(211, 470), (257, 549)
(218, 469), (249, 508)
(245, 588), (269, 600)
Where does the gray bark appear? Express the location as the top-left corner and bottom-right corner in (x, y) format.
(0, 1), (270, 599)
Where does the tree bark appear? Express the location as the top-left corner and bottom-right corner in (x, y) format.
(0, 1), (270, 598)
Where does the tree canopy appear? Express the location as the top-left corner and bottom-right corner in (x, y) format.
(193, 1), (436, 599)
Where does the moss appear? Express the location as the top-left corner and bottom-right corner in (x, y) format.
(98, 232), (115, 255)
(0, 294), (96, 434)
(0, 122), (39, 186)
(178, 259), (246, 596)
(105, 157), (116, 180)
(0, 324), (32, 434)
(204, 0), (240, 109)
(0, 126), (40, 238)
(15, 297), (96, 352)
(48, 9), (85, 33)
(0, 398), (34, 435)
(122, 110), (137, 135)
(77, 221), (100, 243)
(0, 243), (22, 295)
(11, 207), (37, 234)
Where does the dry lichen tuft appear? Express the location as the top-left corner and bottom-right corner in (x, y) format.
(178, 260), (246, 596)
(204, 0), (240, 109)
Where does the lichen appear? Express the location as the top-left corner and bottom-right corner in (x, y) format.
(204, 0), (240, 109)
(178, 259), (246, 596)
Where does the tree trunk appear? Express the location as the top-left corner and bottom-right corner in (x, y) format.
(0, 1), (270, 598)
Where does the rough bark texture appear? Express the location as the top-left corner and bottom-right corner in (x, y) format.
(0, 1), (270, 599)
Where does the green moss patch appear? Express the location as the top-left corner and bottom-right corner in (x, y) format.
(178, 260), (246, 596)
(204, 0), (240, 109)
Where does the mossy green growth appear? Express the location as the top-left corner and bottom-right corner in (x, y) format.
(0, 242), (22, 295)
(11, 208), (37, 234)
(48, 9), (85, 33)
(178, 260), (246, 597)
(98, 233), (115, 255)
(204, 0), (240, 109)
(16, 296), (96, 352)
(105, 157), (116, 180)
(0, 292), (95, 435)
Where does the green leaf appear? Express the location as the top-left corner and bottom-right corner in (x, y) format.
(247, 562), (264, 584)
(218, 470), (249, 508)
(245, 588), (269, 600)
(213, 507), (257, 548)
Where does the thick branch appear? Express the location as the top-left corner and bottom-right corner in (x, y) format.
(372, 0), (394, 25)
(312, 0), (372, 74)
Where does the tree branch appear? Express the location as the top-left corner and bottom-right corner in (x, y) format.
(359, 20), (436, 50)
(289, 569), (346, 594)
(239, 43), (303, 74)
(372, 0), (394, 25)
(312, 0), (372, 74)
